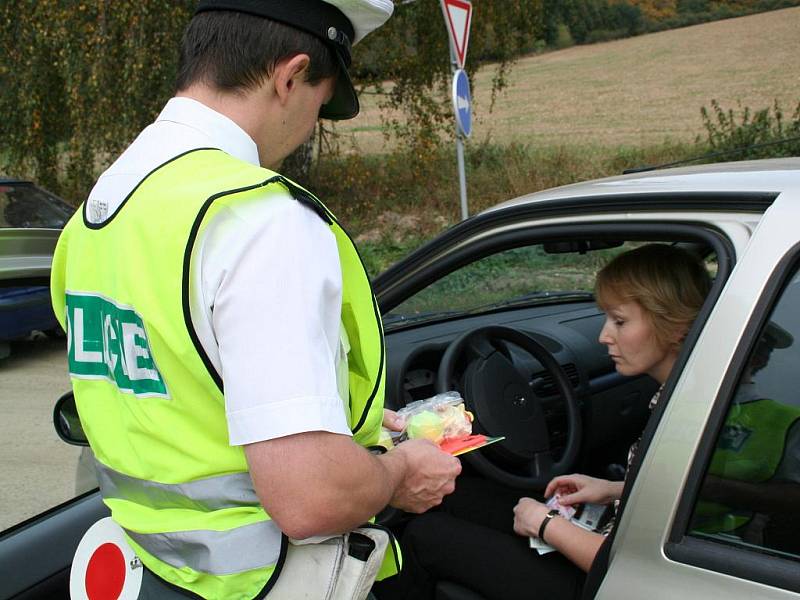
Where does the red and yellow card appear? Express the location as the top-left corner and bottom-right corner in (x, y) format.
(439, 434), (505, 456)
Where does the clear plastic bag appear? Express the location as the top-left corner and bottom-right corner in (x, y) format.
(394, 391), (473, 445)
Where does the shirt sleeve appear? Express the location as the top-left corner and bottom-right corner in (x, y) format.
(197, 192), (352, 446)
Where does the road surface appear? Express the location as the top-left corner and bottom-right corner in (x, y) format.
(0, 335), (87, 531)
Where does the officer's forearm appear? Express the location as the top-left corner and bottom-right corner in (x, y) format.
(244, 431), (398, 539)
(701, 474), (800, 514)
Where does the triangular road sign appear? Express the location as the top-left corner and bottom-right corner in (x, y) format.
(440, 0), (472, 69)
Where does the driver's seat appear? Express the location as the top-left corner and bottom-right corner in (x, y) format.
(436, 582), (488, 600)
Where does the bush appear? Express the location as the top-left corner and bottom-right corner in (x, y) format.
(678, 0), (710, 11)
(544, 0), (643, 45)
(309, 141), (690, 232)
(697, 99), (800, 160)
(554, 23), (576, 48)
(645, 0), (800, 32)
(584, 28), (629, 43)
(542, 0), (799, 48)
(0, 2), (195, 202)
(341, 140), (693, 274)
(0, 1), (547, 202)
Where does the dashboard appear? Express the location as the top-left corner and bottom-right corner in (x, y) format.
(383, 300), (658, 476)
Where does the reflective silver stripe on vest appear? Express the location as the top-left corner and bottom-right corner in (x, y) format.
(95, 460), (281, 574)
(126, 519), (284, 575)
(95, 459), (260, 511)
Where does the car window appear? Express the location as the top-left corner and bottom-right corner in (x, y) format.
(0, 183), (74, 228)
(1, 334), (95, 533)
(384, 242), (637, 327)
(687, 265), (800, 560)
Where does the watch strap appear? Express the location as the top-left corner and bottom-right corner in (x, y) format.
(538, 509), (560, 543)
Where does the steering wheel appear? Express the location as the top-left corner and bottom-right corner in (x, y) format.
(436, 325), (581, 490)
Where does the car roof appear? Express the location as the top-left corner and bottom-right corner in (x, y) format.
(0, 178), (33, 185)
(488, 157), (800, 212)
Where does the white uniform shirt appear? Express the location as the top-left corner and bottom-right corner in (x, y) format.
(86, 97), (351, 446)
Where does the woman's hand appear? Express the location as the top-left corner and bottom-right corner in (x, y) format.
(512, 497), (551, 538)
(515, 495), (607, 573)
(382, 409), (406, 432)
(545, 474), (623, 506)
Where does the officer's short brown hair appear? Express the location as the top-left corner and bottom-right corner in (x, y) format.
(175, 10), (339, 93)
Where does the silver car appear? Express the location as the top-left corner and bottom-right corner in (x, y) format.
(3, 158), (800, 599)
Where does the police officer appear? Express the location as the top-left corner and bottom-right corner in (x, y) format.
(51, 2), (461, 598)
(693, 321), (800, 539)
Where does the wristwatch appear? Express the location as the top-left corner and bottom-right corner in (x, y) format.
(538, 509), (560, 543)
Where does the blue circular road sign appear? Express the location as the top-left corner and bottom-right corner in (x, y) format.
(452, 69), (472, 138)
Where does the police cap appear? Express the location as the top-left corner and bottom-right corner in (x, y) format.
(194, 0), (393, 120)
(763, 321), (793, 349)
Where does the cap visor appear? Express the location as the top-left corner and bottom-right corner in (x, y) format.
(319, 52), (359, 121)
(765, 321), (794, 348)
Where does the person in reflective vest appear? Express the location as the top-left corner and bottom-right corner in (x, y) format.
(692, 321), (800, 538)
(50, 2), (461, 598)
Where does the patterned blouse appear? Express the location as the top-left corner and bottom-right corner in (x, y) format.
(601, 385), (663, 536)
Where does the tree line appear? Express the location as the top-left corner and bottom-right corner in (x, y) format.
(1, 0), (796, 201)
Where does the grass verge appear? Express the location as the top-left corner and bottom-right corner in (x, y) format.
(309, 140), (695, 276)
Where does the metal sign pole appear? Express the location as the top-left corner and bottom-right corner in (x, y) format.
(449, 45), (469, 221)
(455, 134), (468, 221)
(442, 0), (472, 220)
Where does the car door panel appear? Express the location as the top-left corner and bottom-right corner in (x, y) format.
(0, 492), (107, 600)
(598, 191), (800, 598)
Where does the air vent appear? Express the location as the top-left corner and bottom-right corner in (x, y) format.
(530, 363), (579, 397)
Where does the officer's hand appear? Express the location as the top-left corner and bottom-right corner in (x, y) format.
(388, 439), (461, 513)
(382, 408), (406, 432)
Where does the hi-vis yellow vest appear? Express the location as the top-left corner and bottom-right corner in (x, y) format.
(51, 149), (396, 599)
(693, 398), (800, 534)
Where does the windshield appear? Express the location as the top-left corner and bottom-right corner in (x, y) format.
(384, 243), (636, 329)
(0, 183), (74, 228)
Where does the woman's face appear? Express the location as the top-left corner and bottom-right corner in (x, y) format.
(598, 299), (679, 384)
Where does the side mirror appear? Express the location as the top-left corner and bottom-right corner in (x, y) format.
(53, 391), (89, 446)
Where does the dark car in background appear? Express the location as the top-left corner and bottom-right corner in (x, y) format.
(0, 179), (74, 355)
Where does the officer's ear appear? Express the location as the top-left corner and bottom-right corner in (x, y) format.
(273, 54), (311, 106)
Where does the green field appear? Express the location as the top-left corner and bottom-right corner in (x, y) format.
(314, 8), (800, 274)
(337, 7), (800, 153)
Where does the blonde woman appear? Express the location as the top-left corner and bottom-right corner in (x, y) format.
(513, 244), (711, 571)
(377, 244), (712, 600)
